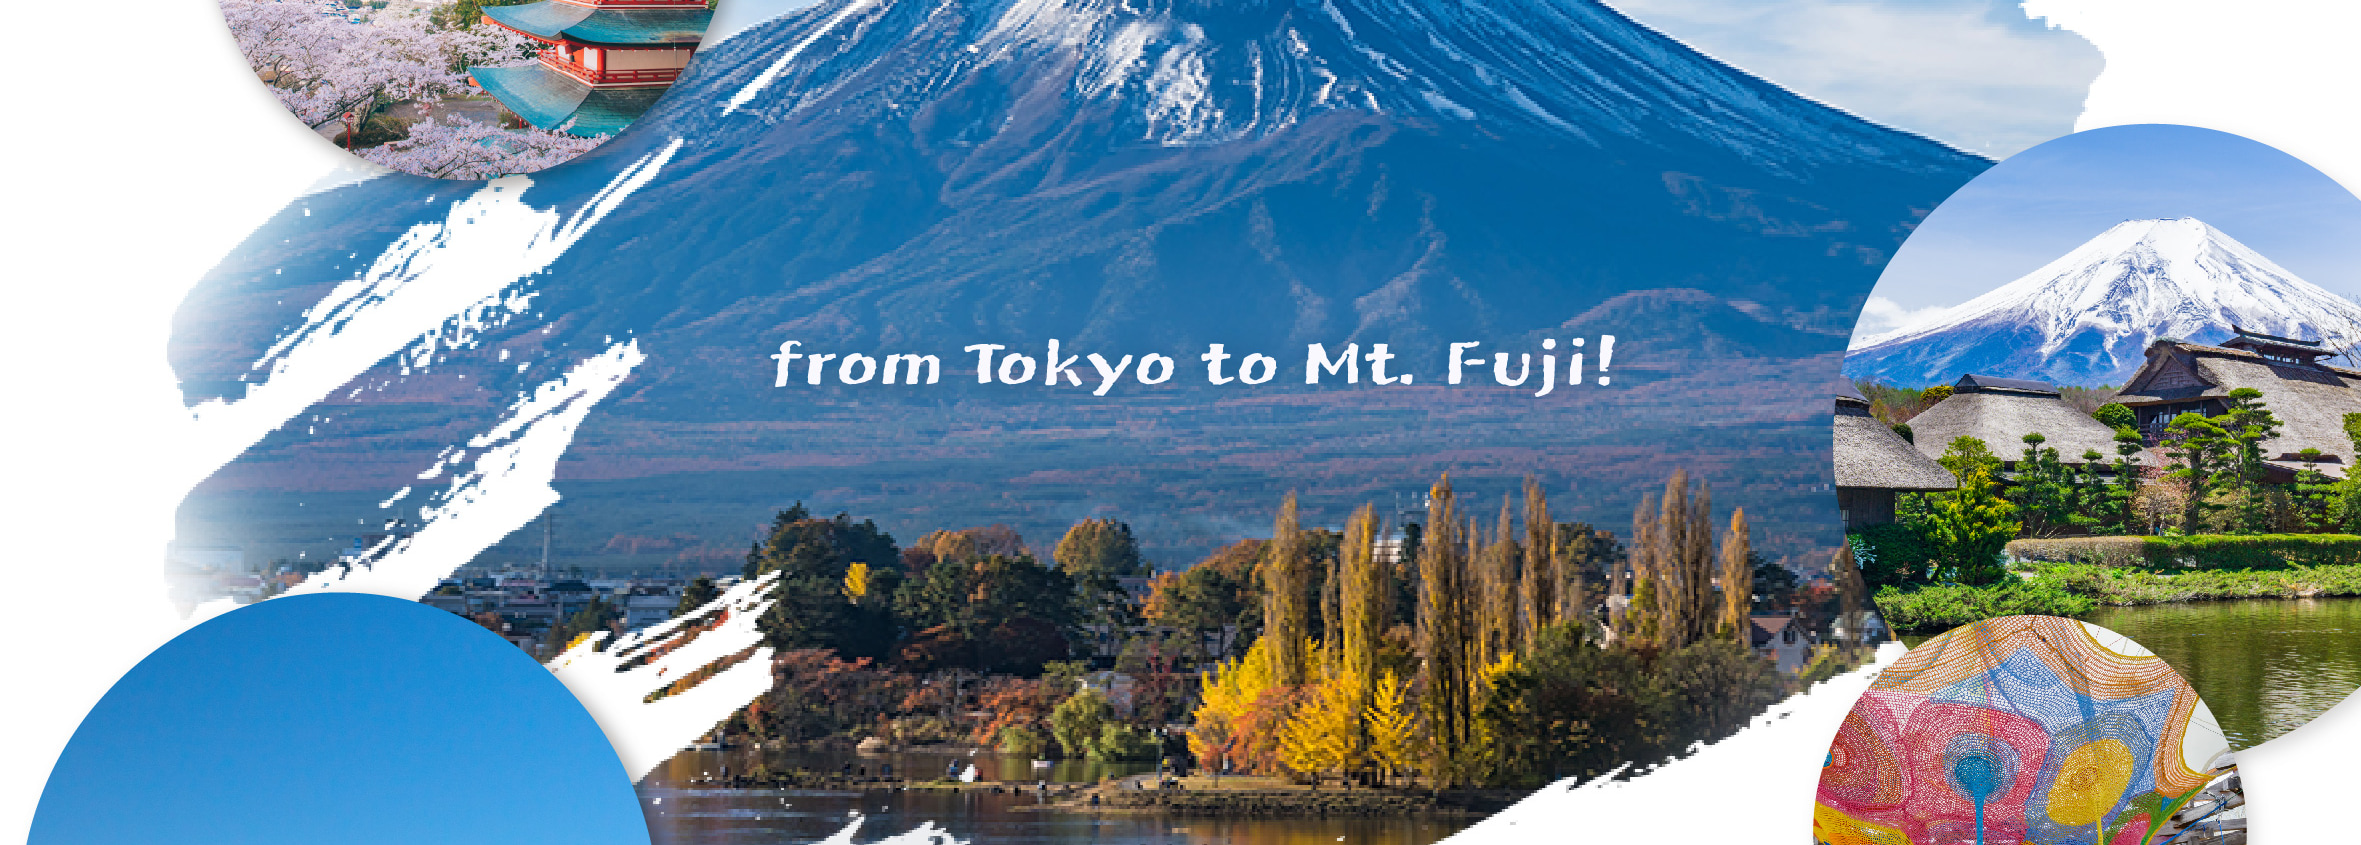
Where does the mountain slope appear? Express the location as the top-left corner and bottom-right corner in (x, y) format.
(1846, 218), (2361, 387)
(170, 0), (1988, 568)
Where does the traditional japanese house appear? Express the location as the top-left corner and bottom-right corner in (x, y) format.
(471, 0), (712, 136)
(1906, 374), (2137, 467)
(1833, 383), (1955, 530)
(2114, 327), (2361, 479)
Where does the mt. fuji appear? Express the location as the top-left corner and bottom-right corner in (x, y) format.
(174, 0), (1987, 566)
(1845, 218), (2361, 387)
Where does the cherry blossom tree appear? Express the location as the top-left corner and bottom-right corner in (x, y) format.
(360, 116), (602, 180)
(223, 0), (599, 178)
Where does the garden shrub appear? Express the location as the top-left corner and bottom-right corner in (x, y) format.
(1850, 523), (1937, 589)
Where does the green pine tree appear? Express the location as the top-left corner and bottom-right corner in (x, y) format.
(1927, 437), (2019, 585)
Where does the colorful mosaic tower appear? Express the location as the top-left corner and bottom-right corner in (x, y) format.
(471, 0), (711, 137)
(1815, 616), (2234, 845)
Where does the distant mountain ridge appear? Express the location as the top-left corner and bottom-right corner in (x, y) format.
(1846, 218), (2361, 387)
(172, 0), (1987, 568)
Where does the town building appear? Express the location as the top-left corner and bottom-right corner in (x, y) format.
(1827, 610), (1888, 647)
(1833, 383), (1956, 529)
(471, 0), (711, 136)
(1907, 374), (2136, 467)
(166, 543), (246, 572)
(2114, 328), (2361, 479)
(624, 589), (681, 629)
(1749, 614), (1814, 673)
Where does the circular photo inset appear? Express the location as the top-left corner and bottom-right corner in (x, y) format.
(1833, 123), (2361, 749)
(222, 0), (713, 178)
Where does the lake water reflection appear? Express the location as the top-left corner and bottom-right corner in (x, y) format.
(2080, 598), (2361, 749)
(640, 747), (1472, 845)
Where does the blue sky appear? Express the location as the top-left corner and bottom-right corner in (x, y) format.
(1853, 123), (2361, 343)
(1606, 0), (2101, 157)
(31, 594), (648, 845)
(708, 0), (2101, 158)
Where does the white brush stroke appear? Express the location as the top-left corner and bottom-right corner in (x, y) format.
(723, 0), (883, 115)
(808, 815), (962, 845)
(550, 570), (787, 780)
(283, 339), (646, 601)
(185, 140), (682, 487)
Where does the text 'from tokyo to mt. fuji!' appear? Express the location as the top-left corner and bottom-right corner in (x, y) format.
(769, 338), (1617, 398)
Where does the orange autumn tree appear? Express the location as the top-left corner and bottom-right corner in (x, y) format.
(1191, 635), (1296, 774)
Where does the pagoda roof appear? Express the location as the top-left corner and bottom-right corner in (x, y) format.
(471, 63), (667, 137)
(482, 2), (711, 46)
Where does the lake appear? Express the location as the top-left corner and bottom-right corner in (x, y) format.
(2080, 597), (2361, 749)
(640, 747), (1472, 845)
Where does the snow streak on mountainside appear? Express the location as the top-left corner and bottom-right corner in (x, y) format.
(1846, 218), (2361, 386)
(698, 0), (1967, 172)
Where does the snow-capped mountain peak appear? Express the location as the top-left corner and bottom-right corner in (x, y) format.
(1845, 217), (2361, 386)
(700, 0), (1973, 170)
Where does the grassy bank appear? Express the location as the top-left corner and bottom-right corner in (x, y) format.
(2035, 562), (2361, 605)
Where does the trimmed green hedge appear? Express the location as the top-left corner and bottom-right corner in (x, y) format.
(1872, 580), (2096, 635)
(2006, 536), (2144, 567)
(2139, 535), (2361, 570)
(2007, 534), (2361, 571)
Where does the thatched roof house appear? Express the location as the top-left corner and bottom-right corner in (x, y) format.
(1834, 384), (1955, 530)
(2114, 328), (2361, 479)
(1907, 374), (2130, 465)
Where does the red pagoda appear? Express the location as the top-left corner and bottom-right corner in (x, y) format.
(470, 0), (712, 137)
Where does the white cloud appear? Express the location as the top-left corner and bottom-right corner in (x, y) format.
(2026, 0), (2361, 191)
(709, 0), (824, 43)
(1606, 0), (2103, 157)
(1849, 295), (1953, 346)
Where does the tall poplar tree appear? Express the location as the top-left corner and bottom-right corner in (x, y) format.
(1263, 492), (1311, 686)
(1340, 504), (1386, 712)
(1520, 477), (1557, 649)
(1662, 471), (1715, 650)
(1622, 493), (1658, 647)
(1478, 495), (1522, 658)
(1416, 475), (1473, 784)
(1716, 508), (1751, 639)
(1322, 543), (1344, 668)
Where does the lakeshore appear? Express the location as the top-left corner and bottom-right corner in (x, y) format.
(676, 766), (1521, 819)
(640, 750), (1475, 845)
(1045, 776), (1521, 818)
